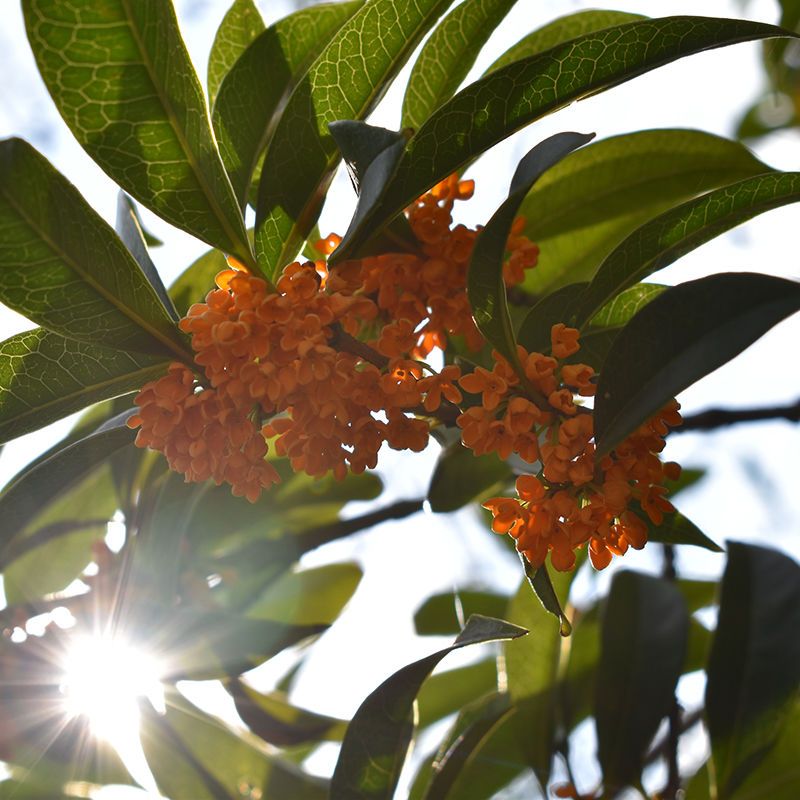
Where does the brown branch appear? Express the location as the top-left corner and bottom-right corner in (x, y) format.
(674, 398), (800, 433)
(328, 324), (389, 369)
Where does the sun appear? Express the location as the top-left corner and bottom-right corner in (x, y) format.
(61, 633), (164, 785)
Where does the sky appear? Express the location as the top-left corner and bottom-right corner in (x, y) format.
(0, 0), (799, 797)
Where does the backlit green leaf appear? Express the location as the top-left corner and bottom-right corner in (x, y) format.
(577, 171), (800, 324)
(169, 246), (229, 315)
(0, 328), (168, 445)
(595, 570), (689, 793)
(516, 283), (586, 355)
(331, 615), (526, 799)
(646, 510), (723, 553)
(207, 0), (265, 107)
(254, 0), (452, 277)
(469, 132), (594, 368)
(594, 273), (800, 455)
(23, 0), (254, 267)
(213, 1), (362, 205)
(414, 590), (509, 635)
(416, 659), (498, 729)
(427, 442), (512, 513)
(333, 19), (789, 261)
(519, 130), (771, 296)
(0, 139), (188, 357)
(484, 9), (644, 74)
(706, 543), (800, 799)
(402, 0), (517, 131)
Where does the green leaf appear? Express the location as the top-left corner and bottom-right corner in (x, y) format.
(115, 192), (177, 321)
(207, 0), (265, 107)
(468, 132), (594, 367)
(333, 16), (791, 261)
(595, 570), (689, 792)
(705, 543), (800, 798)
(0, 139), (188, 357)
(0, 413), (133, 545)
(594, 273), (800, 455)
(169, 246), (229, 315)
(678, 578), (718, 614)
(516, 283), (586, 355)
(730, 699), (800, 800)
(229, 680), (347, 747)
(427, 442), (512, 513)
(414, 590), (510, 635)
(0, 327), (168, 444)
(646, 510), (724, 553)
(484, 9), (645, 74)
(416, 659), (498, 729)
(23, 0), (253, 266)
(213, 1), (362, 205)
(141, 689), (328, 800)
(519, 129), (771, 296)
(246, 562), (362, 625)
(1, 467), (117, 604)
(331, 615), (526, 799)
(577, 171), (800, 324)
(401, 0), (517, 131)
(142, 607), (326, 681)
(254, 0), (452, 277)
(504, 566), (579, 783)
(329, 120), (407, 194)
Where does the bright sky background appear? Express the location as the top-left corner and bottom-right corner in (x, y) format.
(1, 1), (799, 798)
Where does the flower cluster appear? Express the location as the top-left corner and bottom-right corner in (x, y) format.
(475, 325), (682, 571)
(129, 176), (539, 501)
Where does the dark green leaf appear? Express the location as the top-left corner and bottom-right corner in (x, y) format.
(246, 562), (362, 625)
(484, 9), (645, 74)
(0, 413), (133, 546)
(646, 510), (723, 553)
(427, 442), (511, 513)
(331, 615), (526, 799)
(414, 590), (509, 635)
(402, 0), (517, 131)
(730, 699), (800, 800)
(516, 283), (587, 354)
(213, 1), (362, 205)
(333, 15), (791, 261)
(519, 129), (771, 295)
(594, 273), (800, 455)
(595, 570), (689, 792)
(115, 193), (177, 321)
(230, 680), (347, 747)
(207, 0), (265, 107)
(0, 139), (188, 356)
(141, 689), (328, 800)
(0, 327), (168, 444)
(577, 171), (800, 324)
(706, 542), (800, 798)
(254, 0), (452, 277)
(468, 132), (594, 367)
(23, 0), (254, 266)
(416, 659), (498, 729)
(329, 120), (407, 194)
(521, 555), (572, 636)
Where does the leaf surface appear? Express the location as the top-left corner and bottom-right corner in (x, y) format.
(254, 0), (452, 276)
(427, 443), (511, 513)
(0, 139), (188, 357)
(333, 19), (789, 260)
(23, 0), (253, 265)
(0, 328), (167, 444)
(414, 590), (509, 635)
(331, 615), (526, 799)
(705, 543), (800, 798)
(594, 273), (800, 454)
(402, 0), (517, 131)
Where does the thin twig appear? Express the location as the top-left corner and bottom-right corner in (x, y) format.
(675, 399), (800, 432)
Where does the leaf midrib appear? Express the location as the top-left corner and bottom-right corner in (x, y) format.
(120, 0), (249, 264)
